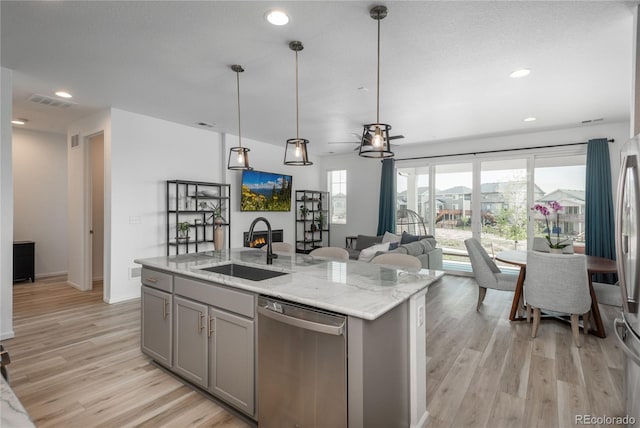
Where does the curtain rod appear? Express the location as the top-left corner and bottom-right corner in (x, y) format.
(394, 138), (614, 162)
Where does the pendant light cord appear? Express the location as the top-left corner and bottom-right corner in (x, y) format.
(376, 14), (381, 125)
(295, 49), (300, 140)
(236, 70), (242, 148)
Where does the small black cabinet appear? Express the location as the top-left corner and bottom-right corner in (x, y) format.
(13, 241), (35, 282)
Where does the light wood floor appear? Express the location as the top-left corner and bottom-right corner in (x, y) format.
(426, 276), (625, 428)
(2, 275), (625, 427)
(3, 277), (250, 427)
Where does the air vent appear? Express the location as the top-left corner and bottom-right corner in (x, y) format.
(196, 121), (215, 128)
(581, 118), (604, 124)
(28, 93), (76, 108)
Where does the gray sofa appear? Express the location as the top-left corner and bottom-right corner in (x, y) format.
(347, 233), (443, 270)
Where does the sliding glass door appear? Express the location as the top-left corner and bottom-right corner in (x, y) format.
(480, 159), (528, 253)
(396, 148), (587, 273)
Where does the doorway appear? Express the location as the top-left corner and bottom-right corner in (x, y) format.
(88, 133), (104, 290)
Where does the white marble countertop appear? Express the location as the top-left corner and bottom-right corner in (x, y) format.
(135, 249), (444, 320)
(1, 376), (35, 428)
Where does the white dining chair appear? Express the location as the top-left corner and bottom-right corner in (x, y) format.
(464, 238), (519, 311)
(371, 253), (422, 270)
(524, 251), (591, 347)
(309, 247), (349, 261)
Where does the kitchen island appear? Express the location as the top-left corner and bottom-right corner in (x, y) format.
(135, 248), (443, 428)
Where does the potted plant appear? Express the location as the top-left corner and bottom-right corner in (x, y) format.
(317, 212), (325, 230)
(531, 201), (569, 253)
(177, 221), (191, 241)
(299, 204), (310, 219)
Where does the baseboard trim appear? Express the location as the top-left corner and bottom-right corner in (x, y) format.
(0, 330), (15, 341)
(35, 271), (68, 280)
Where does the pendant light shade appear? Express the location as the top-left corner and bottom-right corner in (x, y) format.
(359, 5), (394, 159)
(284, 41), (312, 166)
(228, 64), (253, 171)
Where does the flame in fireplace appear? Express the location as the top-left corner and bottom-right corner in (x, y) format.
(249, 237), (266, 248)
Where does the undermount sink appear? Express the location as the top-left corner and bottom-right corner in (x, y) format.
(199, 263), (289, 281)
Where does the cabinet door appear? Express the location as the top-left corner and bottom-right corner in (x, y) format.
(173, 296), (208, 388)
(209, 307), (255, 416)
(141, 285), (172, 367)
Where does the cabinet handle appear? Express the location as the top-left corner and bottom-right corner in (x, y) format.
(163, 299), (169, 320)
(199, 313), (205, 332)
(208, 317), (214, 337)
(146, 277), (158, 283)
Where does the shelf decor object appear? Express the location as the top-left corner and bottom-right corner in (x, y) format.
(166, 180), (231, 255)
(228, 64), (253, 171)
(359, 5), (394, 159)
(284, 41), (312, 166)
(295, 190), (330, 254)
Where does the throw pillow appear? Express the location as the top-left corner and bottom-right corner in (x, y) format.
(358, 242), (390, 262)
(356, 234), (383, 250)
(389, 242), (400, 250)
(400, 231), (420, 244)
(382, 231), (401, 244)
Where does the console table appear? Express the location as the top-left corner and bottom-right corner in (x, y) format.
(13, 241), (35, 282)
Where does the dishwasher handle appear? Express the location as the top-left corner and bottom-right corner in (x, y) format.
(257, 305), (345, 336)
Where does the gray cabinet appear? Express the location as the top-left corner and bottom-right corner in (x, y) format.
(141, 285), (172, 368)
(209, 307), (255, 415)
(140, 272), (256, 418)
(173, 296), (209, 388)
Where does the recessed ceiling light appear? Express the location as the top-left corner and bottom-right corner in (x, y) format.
(266, 10), (289, 26)
(523, 117), (537, 122)
(55, 91), (72, 98)
(11, 119), (27, 125)
(509, 68), (531, 78)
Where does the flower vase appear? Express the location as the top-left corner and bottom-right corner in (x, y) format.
(214, 218), (224, 251)
(549, 248), (563, 255)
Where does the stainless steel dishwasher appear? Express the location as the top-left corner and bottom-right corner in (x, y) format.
(257, 296), (347, 428)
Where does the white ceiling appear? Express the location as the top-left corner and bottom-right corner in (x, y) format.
(1, 1), (635, 155)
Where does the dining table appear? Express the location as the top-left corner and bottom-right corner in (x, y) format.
(495, 250), (618, 338)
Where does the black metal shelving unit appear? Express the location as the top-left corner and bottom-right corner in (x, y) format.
(166, 180), (231, 255)
(295, 190), (330, 254)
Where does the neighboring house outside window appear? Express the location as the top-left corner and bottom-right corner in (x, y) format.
(328, 170), (347, 224)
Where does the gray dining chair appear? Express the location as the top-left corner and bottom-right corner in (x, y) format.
(524, 251), (591, 347)
(464, 238), (520, 311)
(532, 237), (574, 254)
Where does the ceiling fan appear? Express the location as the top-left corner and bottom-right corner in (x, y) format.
(329, 132), (405, 150)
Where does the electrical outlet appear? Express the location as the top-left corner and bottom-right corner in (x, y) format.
(418, 305), (425, 327)
(129, 267), (141, 279)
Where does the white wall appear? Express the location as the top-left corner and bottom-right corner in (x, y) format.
(0, 67), (14, 340)
(91, 133), (104, 280)
(224, 134), (321, 248)
(67, 110), (111, 294)
(13, 128), (68, 277)
(318, 121), (631, 243)
(317, 153), (382, 247)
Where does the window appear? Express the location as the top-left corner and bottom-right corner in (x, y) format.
(328, 170), (347, 224)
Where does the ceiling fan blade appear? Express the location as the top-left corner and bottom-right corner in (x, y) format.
(388, 134), (405, 140)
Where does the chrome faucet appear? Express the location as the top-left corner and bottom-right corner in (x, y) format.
(248, 217), (277, 264)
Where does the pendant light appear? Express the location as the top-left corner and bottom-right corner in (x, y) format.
(228, 64), (253, 170)
(359, 5), (394, 159)
(284, 41), (312, 166)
